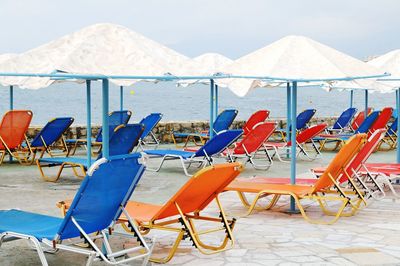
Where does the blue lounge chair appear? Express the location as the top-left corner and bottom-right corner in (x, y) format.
(66, 110), (132, 155)
(275, 109), (316, 140)
(20, 117), (74, 164)
(171, 109), (238, 147)
(0, 154), (153, 265)
(138, 113), (163, 148)
(327, 107), (357, 133)
(145, 129), (243, 176)
(37, 123), (144, 182)
(378, 116), (398, 150)
(317, 110), (380, 151)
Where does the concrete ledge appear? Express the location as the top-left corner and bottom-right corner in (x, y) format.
(27, 116), (337, 144)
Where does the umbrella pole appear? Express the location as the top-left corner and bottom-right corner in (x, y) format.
(102, 79), (110, 159)
(120, 86), (124, 111)
(86, 80), (92, 167)
(209, 79), (215, 138)
(214, 84), (219, 120)
(9, 85), (13, 110)
(289, 81), (298, 213)
(9, 85), (14, 162)
(397, 88), (400, 164)
(286, 82), (291, 158)
(350, 90), (354, 108)
(364, 90), (368, 118)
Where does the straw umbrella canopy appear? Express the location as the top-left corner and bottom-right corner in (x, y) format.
(0, 53), (17, 63)
(368, 49), (400, 161)
(0, 54), (18, 110)
(368, 49), (400, 84)
(194, 53), (233, 74)
(0, 23), (205, 89)
(219, 35), (386, 96)
(218, 35), (387, 211)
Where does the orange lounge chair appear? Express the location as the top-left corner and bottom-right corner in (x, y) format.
(248, 129), (386, 201)
(0, 110), (33, 165)
(58, 162), (243, 263)
(225, 134), (367, 224)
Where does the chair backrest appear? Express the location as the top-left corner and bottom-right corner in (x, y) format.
(194, 129), (243, 157)
(393, 109), (398, 119)
(30, 117), (74, 147)
(351, 108), (373, 130)
(149, 163), (243, 220)
(387, 117), (398, 136)
(312, 134), (366, 192)
(369, 107), (393, 134)
(96, 110), (132, 142)
(355, 111), (379, 134)
(287, 123), (327, 146)
(332, 108), (357, 130)
(243, 110), (270, 135)
(57, 154), (145, 240)
(296, 109), (316, 130)
(234, 122), (276, 154)
(139, 113), (163, 139)
(213, 109), (238, 134)
(97, 124), (144, 159)
(0, 110), (33, 150)
(339, 129), (386, 182)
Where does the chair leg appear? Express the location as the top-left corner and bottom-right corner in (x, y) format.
(0, 151), (5, 165)
(1, 233), (49, 266)
(36, 161), (62, 182)
(149, 230), (185, 263)
(174, 199), (235, 255)
(180, 158), (191, 177)
(30, 237), (49, 266)
(146, 156), (170, 173)
(235, 191), (280, 216)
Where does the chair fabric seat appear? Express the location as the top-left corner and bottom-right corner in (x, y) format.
(172, 132), (208, 138)
(65, 138), (96, 144)
(0, 209), (62, 241)
(314, 135), (351, 141)
(264, 142), (288, 148)
(226, 180), (314, 196)
(38, 157), (90, 167)
(237, 177), (318, 185)
(144, 149), (194, 158)
(122, 201), (163, 223)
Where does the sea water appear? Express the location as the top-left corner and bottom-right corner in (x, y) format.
(0, 82), (396, 125)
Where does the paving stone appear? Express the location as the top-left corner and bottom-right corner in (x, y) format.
(341, 251), (400, 265)
(183, 259), (225, 266)
(225, 249), (248, 257)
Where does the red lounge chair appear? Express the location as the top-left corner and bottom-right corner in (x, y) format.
(265, 123), (327, 161)
(0, 110), (33, 165)
(357, 162), (400, 198)
(243, 110), (270, 136)
(368, 107), (393, 135)
(225, 121), (276, 170)
(351, 107), (373, 131)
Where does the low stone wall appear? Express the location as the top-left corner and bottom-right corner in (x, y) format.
(26, 116), (337, 144)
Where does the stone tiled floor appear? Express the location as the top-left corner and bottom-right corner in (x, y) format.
(0, 146), (399, 265)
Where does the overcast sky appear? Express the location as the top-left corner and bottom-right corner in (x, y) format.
(0, 0), (399, 60)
